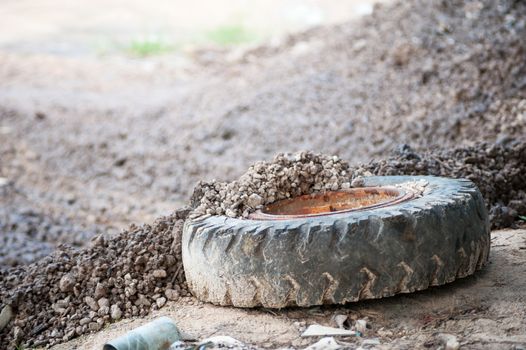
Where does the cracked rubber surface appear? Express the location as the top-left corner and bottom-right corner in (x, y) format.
(182, 176), (490, 308)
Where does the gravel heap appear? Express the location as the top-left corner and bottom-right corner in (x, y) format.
(0, 208), (190, 348)
(1, 142), (525, 347)
(190, 152), (354, 218)
(357, 140), (526, 228)
(191, 143), (526, 229)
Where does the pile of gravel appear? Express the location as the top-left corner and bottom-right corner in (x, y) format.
(0, 208), (190, 348)
(1, 142), (525, 348)
(190, 152), (354, 219)
(190, 143), (526, 228)
(356, 140), (526, 228)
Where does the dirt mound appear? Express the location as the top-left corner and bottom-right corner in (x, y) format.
(0, 208), (190, 348)
(357, 140), (526, 228)
(191, 141), (526, 228)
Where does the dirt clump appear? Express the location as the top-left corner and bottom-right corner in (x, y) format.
(0, 208), (190, 348)
(190, 152), (353, 219)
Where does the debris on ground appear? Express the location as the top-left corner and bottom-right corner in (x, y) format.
(301, 325), (359, 338)
(304, 337), (342, 350)
(354, 319), (367, 335)
(104, 317), (180, 350)
(437, 333), (460, 350)
(197, 336), (248, 349)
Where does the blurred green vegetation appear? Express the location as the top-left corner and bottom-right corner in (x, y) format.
(206, 24), (258, 46)
(126, 37), (174, 57)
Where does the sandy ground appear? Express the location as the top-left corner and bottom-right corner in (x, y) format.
(52, 229), (526, 349)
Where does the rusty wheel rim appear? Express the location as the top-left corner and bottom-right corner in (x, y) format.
(249, 186), (414, 220)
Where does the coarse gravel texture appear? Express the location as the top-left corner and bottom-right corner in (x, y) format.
(1, 0), (526, 347)
(0, 208), (191, 348)
(356, 141), (526, 229)
(3, 140), (526, 348)
(190, 152), (353, 218)
(190, 141), (526, 228)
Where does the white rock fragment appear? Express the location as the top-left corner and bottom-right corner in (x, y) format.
(0, 305), (13, 331)
(304, 337), (342, 350)
(438, 333), (460, 350)
(0, 177), (8, 188)
(198, 335), (245, 348)
(156, 297), (167, 308)
(301, 324), (359, 337)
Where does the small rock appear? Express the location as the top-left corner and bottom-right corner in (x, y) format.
(247, 193), (263, 208)
(97, 298), (110, 308)
(84, 296), (99, 311)
(110, 305), (122, 320)
(94, 282), (108, 299)
(88, 322), (101, 332)
(351, 176), (365, 188)
(152, 269), (167, 278)
(98, 306), (109, 316)
(165, 289), (179, 301)
(198, 336), (245, 348)
(35, 111), (46, 120)
(0, 177), (9, 188)
(438, 333), (460, 350)
(156, 297), (167, 308)
(13, 326), (24, 340)
(304, 337), (342, 350)
(135, 294), (151, 307)
(0, 305), (13, 331)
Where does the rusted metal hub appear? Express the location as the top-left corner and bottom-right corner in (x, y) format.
(249, 186), (414, 220)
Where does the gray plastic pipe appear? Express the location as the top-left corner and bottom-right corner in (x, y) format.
(103, 316), (180, 350)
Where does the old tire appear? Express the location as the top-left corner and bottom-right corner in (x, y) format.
(182, 176), (490, 308)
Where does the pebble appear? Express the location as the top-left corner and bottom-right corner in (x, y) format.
(97, 298), (109, 308)
(84, 297), (99, 311)
(110, 305), (122, 320)
(152, 269), (167, 278)
(165, 289), (180, 301)
(156, 297), (167, 308)
(0, 305), (13, 331)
